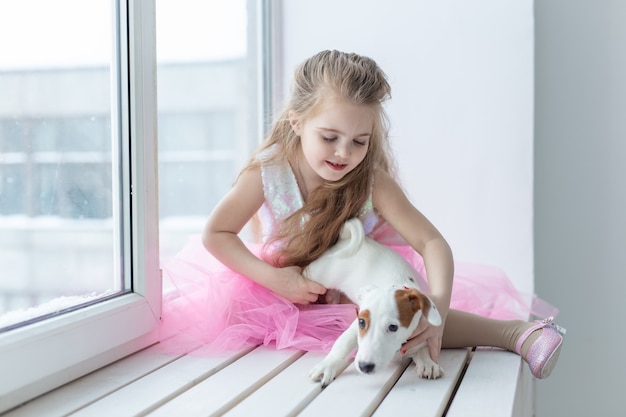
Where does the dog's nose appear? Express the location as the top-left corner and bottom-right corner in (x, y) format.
(358, 361), (375, 374)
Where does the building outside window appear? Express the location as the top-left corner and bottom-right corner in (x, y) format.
(0, 0), (257, 329)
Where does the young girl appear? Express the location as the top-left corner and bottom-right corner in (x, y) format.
(161, 50), (564, 379)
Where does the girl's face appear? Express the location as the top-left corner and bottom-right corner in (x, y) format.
(290, 96), (373, 190)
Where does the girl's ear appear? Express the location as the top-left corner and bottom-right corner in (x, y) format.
(288, 111), (302, 135)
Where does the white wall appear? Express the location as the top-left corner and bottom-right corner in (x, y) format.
(535, 1), (626, 415)
(279, 0), (535, 293)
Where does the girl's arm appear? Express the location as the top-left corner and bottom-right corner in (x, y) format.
(202, 166), (326, 304)
(372, 171), (454, 314)
(372, 171), (454, 360)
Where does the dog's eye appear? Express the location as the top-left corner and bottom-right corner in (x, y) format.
(358, 318), (366, 329)
(388, 324), (398, 332)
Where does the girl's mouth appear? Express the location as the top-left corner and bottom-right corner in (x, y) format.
(326, 161), (347, 171)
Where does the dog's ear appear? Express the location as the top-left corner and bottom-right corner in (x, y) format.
(357, 284), (378, 303)
(406, 289), (442, 327)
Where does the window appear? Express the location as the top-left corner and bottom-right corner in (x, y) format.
(0, 3), (123, 332)
(0, 1), (160, 411)
(0, 0), (264, 412)
(156, 0), (260, 258)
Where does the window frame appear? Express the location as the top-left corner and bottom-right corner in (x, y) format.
(0, 0), (160, 412)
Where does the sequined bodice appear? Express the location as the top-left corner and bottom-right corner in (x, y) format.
(257, 145), (379, 243)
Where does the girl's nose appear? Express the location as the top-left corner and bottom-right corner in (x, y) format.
(335, 141), (350, 158)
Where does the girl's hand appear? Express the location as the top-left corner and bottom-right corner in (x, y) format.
(401, 297), (448, 363)
(269, 265), (327, 304)
(317, 289), (344, 304)
(402, 319), (445, 363)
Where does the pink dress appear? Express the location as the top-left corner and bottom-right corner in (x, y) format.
(159, 146), (557, 354)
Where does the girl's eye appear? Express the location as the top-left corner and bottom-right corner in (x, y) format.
(323, 136), (337, 142)
(353, 140), (367, 146)
(388, 324), (398, 332)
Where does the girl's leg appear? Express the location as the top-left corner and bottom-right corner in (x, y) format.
(441, 309), (540, 358)
(441, 309), (566, 379)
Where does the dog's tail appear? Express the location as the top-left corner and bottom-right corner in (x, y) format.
(337, 218), (366, 257)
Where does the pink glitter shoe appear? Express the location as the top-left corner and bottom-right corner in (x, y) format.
(515, 317), (566, 379)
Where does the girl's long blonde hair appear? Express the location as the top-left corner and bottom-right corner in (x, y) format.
(244, 50), (395, 267)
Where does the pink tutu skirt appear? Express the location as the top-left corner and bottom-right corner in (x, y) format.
(158, 236), (557, 354)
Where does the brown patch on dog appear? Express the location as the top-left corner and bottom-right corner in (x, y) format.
(394, 288), (430, 327)
(358, 309), (371, 337)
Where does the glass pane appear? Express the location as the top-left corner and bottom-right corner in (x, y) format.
(156, 0), (256, 261)
(0, 0), (127, 330)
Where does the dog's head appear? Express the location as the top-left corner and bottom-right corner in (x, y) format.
(354, 285), (441, 375)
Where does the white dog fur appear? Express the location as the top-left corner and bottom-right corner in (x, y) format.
(303, 218), (443, 387)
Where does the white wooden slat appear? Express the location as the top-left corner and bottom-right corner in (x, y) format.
(4, 343), (527, 417)
(2, 343), (183, 417)
(297, 356), (412, 417)
(373, 349), (471, 417)
(67, 345), (254, 417)
(223, 351), (347, 417)
(512, 365), (534, 417)
(446, 348), (522, 417)
(145, 346), (304, 417)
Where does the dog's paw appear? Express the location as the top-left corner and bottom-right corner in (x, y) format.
(415, 359), (444, 379)
(412, 351), (444, 380)
(309, 359), (344, 388)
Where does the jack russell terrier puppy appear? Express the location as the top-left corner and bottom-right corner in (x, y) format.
(304, 218), (443, 387)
